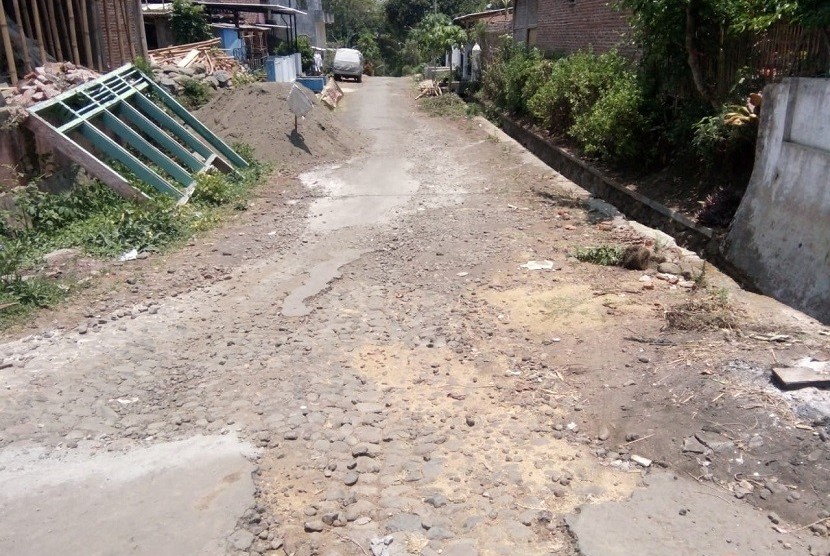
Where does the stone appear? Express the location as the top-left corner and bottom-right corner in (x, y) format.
(658, 262), (682, 274)
(386, 513), (423, 532)
(228, 529), (255, 551)
(695, 432), (735, 453)
(426, 527), (453, 540)
(214, 70), (231, 87)
(304, 520), (325, 532)
(425, 494), (448, 508)
(682, 436), (706, 454)
(159, 77), (178, 93)
(597, 426), (610, 441)
(43, 248), (81, 268)
(344, 472), (359, 486)
(465, 415), (475, 427)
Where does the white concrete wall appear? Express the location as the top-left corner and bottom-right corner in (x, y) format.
(724, 78), (830, 323)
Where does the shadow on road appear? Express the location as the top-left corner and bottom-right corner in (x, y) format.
(288, 129), (312, 155)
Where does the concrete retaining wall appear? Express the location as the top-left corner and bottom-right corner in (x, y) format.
(724, 78), (830, 323)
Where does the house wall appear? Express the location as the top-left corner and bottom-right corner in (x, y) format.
(514, 0), (634, 56)
(724, 78), (830, 324)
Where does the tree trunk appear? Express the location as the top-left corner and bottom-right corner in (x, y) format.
(685, 0), (716, 108)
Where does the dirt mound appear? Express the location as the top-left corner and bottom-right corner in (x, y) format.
(195, 82), (366, 169)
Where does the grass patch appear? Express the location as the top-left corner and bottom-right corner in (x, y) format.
(665, 290), (738, 331)
(0, 146), (268, 328)
(574, 245), (624, 266)
(419, 93), (478, 119)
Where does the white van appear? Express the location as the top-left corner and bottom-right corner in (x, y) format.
(332, 48), (364, 82)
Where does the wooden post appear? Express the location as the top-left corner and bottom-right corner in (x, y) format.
(65, 0), (81, 65)
(31, 0), (48, 64)
(134, 0), (149, 59)
(79, 0), (93, 68)
(111, 0), (126, 65)
(44, 0), (63, 60)
(0, 5), (17, 84)
(100, 0), (114, 69)
(10, 0), (31, 73)
(119, 0), (136, 60)
(54, 0), (71, 62)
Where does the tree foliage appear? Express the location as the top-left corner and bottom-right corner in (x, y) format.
(322, 0), (383, 44)
(385, 0), (486, 36)
(171, 0), (212, 45)
(411, 13), (468, 64)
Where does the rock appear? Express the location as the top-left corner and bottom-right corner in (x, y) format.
(682, 436), (707, 454)
(386, 513), (423, 532)
(159, 77), (178, 93)
(228, 529), (255, 551)
(658, 262), (682, 274)
(283, 430), (298, 440)
(43, 248), (81, 268)
(205, 76), (220, 89)
(426, 526), (453, 540)
(465, 415), (475, 427)
(214, 70), (231, 87)
(303, 520), (325, 532)
(768, 512), (781, 525)
(344, 471), (359, 486)
(695, 432), (735, 453)
(351, 444), (370, 457)
(597, 426), (610, 441)
(425, 494), (448, 508)
(622, 246), (651, 270)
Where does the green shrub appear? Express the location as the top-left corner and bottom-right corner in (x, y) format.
(191, 172), (234, 206)
(481, 36), (543, 116)
(574, 245), (625, 266)
(570, 74), (646, 164)
(180, 78), (212, 109)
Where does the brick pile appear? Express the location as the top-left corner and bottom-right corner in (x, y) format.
(4, 62), (100, 108)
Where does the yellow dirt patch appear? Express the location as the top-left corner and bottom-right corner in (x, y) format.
(482, 283), (654, 334)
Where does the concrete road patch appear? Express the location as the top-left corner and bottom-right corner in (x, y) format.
(0, 435), (257, 556)
(566, 472), (830, 556)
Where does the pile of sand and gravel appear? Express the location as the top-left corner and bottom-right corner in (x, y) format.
(195, 82), (366, 169)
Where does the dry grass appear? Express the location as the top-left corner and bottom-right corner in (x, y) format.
(665, 291), (740, 331)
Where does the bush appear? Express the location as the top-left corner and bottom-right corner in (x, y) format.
(570, 74), (646, 164)
(179, 78), (212, 109)
(481, 36), (543, 116)
(574, 245), (625, 266)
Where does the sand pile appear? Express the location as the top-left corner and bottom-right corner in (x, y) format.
(195, 82), (366, 169)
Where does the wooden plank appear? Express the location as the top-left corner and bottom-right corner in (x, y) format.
(0, 5), (18, 85)
(773, 366), (830, 390)
(44, 0), (62, 60)
(177, 49), (200, 68)
(25, 112), (148, 202)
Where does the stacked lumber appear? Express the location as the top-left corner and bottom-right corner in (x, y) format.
(4, 62), (100, 107)
(148, 38), (241, 75)
(416, 79), (442, 99)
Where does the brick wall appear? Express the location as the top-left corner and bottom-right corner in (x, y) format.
(515, 0), (636, 57)
(94, 0), (146, 70)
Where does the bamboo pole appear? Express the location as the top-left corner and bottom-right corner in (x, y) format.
(54, 0), (71, 62)
(10, 0), (31, 72)
(111, 0), (126, 64)
(100, 0), (113, 69)
(79, 0), (93, 68)
(0, 5), (18, 85)
(66, 0), (81, 65)
(31, 0), (47, 64)
(44, 0), (62, 60)
(19, 0), (33, 45)
(119, 0), (136, 60)
(37, 0), (54, 59)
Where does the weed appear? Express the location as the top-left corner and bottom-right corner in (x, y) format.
(574, 245), (624, 266)
(665, 291), (738, 331)
(419, 93), (470, 119)
(133, 57), (154, 76)
(179, 78), (212, 109)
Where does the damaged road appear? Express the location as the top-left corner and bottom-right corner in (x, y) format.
(0, 77), (828, 556)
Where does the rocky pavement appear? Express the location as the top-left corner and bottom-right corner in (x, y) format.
(0, 77), (828, 556)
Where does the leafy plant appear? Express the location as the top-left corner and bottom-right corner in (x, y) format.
(574, 245), (625, 266)
(179, 78), (212, 109)
(411, 13), (467, 65)
(171, 0), (212, 45)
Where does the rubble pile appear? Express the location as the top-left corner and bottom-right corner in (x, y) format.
(148, 38), (245, 94)
(3, 62), (100, 107)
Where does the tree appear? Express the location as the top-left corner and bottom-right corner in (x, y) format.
(322, 0), (383, 44)
(171, 0), (212, 45)
(385, 0), (486, 37)
(412, 13), (468, 64)
(618, 0), (830, 105)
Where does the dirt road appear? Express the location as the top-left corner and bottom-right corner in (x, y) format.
(0, 78), (828, 556)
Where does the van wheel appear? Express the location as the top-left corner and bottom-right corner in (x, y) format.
(334, 74), (341, 81)
(357, 75), (363, 83)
